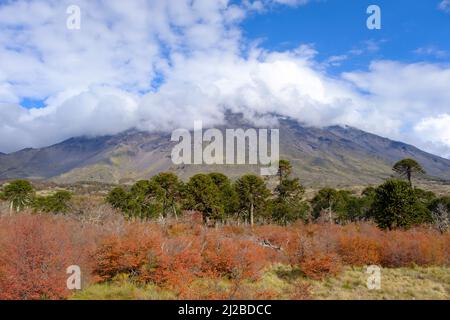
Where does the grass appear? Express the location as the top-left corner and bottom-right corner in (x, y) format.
(71, 276), (175, 300)
(308, 266), (449, 300)
(70, 266), (450, 300)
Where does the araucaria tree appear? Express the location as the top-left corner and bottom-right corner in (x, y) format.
(277, 159), (293, 183)
(392, 158), (426, 187)
(150, 172), (183, 219)
(106, 187), (131, 213)
(370, 179), (428, 229)
(3, 180), (35, 213)
(208, 173), (239, 218)
(235, 174), (270, 226)
(32, 191), (73, 214)
(184, 174), (224, 223)
(272, 160), (309, 224)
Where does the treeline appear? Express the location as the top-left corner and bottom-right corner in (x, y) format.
(104, 159), (449, 231)
(0, 180), (72, 214)
(0, 159), (449, 231)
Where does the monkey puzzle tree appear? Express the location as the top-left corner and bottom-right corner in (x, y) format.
(33, 190), (73, 214)
(311, 188), (350, 223)
(392, 158), (426, 187)
(272, 161), (309, 224)
(106, 187), (131, 213)
(184, 174), (224, 223)
(150, 172), (183, 219)
(3, 179), (35, 213)
(235, 174), (270, 226)
(370, 179), (427, 230)
(122, 180), (163, 220)
(208, 173), (239, 218)
(278, 159), (293, 183)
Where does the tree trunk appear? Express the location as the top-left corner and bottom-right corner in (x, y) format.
(328, 199), (332, 223)
(250, 201), (254, 227)
(172, 203), (178, 220)
(407, 169), (412, 187)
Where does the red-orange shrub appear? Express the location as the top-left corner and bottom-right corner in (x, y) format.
(202, 232), (271, 281)
(0, 214), (94, 300)
(92, 223), (163, 283)
(380, 228), (448, 267)
(92, 223), (205, 295)
(337, 225), (382, 266)
(153, 235), (203, 291)
(299, 252), (342, 280)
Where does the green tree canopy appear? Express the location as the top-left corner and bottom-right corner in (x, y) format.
(370, 179), (430, 229)
(150, 172), (183, 219)
(130, 180), (166, 220)
(235, 174), (270, 226)
(278, 159), (293, 182)
(272, 174), (309, 224)
(311, 188), (351, 223)
(429, 196), (450, 213)
(208, 173), (239, 217)
(184, 174), (224, 223)
(392, 158), (426, 186)
(107, 187), (131, 212)
(33, 190), (73, 214)
(275, 178), (305, 201)
(3, 179), (35, 212)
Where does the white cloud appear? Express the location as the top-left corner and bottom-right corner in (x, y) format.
(0, 0), (449, 160)
(414, 114), (450, 158)
(414, 46), (449, 58)
(342, 61), (450, 154)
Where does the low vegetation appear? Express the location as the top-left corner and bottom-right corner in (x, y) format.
(0, 213), (448, 299)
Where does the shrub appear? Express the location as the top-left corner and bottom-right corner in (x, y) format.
(202, 232), (271, 281)
(338, 233), (381, 266)
(92, 223), (203, 295)
(299, 252), (342, 280)
(152, 236), (203, 292)
(92, 224), (163, 283)
(0, 214), (94, 299)
(380, 228), (448, 267)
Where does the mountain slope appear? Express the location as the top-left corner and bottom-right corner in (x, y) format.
(0, 116), (449, 187)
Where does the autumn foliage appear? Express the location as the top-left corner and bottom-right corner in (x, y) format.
(0, 213), (97, 299)
(0, 212), (448, 299)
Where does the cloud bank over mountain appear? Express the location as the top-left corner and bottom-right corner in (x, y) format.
(0, 0), (449, 158)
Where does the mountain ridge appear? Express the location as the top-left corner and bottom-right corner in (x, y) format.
(1, 115), (449, 187)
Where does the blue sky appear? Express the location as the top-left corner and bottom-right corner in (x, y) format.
(242, 0), (450, 72)
(0, 0), (449, 157)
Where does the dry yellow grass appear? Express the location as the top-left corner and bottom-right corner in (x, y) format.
(307, 266), (449, 300)
(71, 265), (449, 300)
